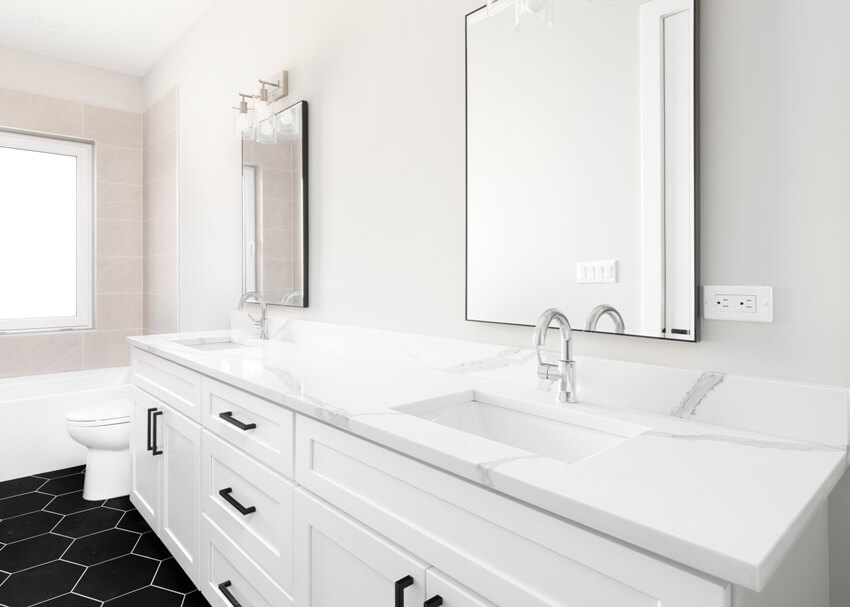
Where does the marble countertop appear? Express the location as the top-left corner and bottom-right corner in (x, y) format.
(128, 328), (848, 591)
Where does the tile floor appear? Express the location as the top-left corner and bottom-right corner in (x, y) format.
(0, 466), (210, 607)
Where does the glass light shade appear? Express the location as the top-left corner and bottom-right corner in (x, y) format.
(233, 106), (256, 140)
(255, 98), (274, 121)
(515, 0), (553, 32)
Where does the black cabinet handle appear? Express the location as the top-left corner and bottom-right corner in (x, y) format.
(219, 411), (257, 431)
(146, 408), (156, 451)
(424, 597), (444, 607)
(219, 487), (256, 515)
(395, 575), (414, 607)
(218, 581), (242, 607)
(151, 410), (163, 456)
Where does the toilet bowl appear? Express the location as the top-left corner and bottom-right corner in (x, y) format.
(66, 400), (131, 500)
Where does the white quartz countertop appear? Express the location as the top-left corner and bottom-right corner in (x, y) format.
(128, 330), (848, 591)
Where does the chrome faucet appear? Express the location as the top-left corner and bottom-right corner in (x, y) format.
(533, 308), (577, 403)
(238, 291), (269, 340)
(585, 304), (625, 334)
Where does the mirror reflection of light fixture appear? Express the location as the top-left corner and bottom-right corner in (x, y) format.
(275, 105), (301, 141)
(232, 71), (289, 143)
(486, 0), (553, 31)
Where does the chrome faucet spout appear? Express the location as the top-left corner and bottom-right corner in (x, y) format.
(533, 308), (577, 404)
(238, 291), (269, 340)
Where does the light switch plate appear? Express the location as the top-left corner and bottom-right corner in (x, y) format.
(576, 260), (618, 284)
(703, 285), (773, 322)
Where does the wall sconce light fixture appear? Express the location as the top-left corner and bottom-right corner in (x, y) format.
(233, 71), (290, 143)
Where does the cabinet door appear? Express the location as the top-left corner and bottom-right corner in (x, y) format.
(294, 489), (428, 607)
(160, 404), (202, 584)
(425, 569), (496, 607)
(130, 387), (162, 532)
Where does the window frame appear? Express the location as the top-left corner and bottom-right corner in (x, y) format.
(0, 130), (94, 333)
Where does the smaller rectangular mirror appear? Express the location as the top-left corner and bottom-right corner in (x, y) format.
(242, 100), (308, 307)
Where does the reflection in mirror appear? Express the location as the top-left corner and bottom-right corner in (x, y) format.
(242, 100), (308, 307)
(466, 0), (696, 340)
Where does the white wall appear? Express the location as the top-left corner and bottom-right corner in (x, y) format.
(142, 0), (850, 602)
(0, 46), (143, 113)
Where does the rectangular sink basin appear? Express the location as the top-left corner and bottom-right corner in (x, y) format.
(395, 391), (645, 464)
(172, 337), (247, 352)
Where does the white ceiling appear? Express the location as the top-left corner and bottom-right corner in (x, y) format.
(0, 0), (214, 77)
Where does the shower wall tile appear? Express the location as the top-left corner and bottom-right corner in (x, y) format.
(83, 106), (143, 149)
(0, 89), (83, 137)
(0, 333), (84, 379)
(0, 88), (143, 377)
(83, 329), (142, 369)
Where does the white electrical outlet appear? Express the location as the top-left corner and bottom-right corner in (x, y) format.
(703, 286), (773, 322)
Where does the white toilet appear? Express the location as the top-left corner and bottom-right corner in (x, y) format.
(65, 400), (132, 500)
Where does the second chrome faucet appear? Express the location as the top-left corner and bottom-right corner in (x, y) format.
(533, 308), (577, 404)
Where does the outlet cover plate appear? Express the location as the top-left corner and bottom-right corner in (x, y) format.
(703, 285), (773, 322)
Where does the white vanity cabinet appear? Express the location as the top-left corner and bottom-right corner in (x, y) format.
(293, 415), (731, 607)
(129, 385), (202, 582)
(128, 346), (827, 607)
(129, 355), (203, 584)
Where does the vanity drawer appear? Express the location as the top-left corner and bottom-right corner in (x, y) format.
(202, 430), (293, 592)
(295, 416), (730, 607)
(200, 515), (293, 607)
(202, 377), (294, 477)
(131, 349), (202, 422)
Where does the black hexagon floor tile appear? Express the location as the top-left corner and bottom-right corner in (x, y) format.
(39, 474), (85, 496)
(74, 553), (159, 601)
(54, 506), (124, 538)
(27, 592), (100, 607)
(132, 531), (170, 561)
(182, 590), (212, 607)
(32, 466), (86, 480)
(0, 467), (206, 606)
(45, 491), (104, 516)
(103, 496), (134, 511)
(116, 510), (150, 533)
(153, 557), (196, 594)
(0, 559), (85, 607)
(63, 528), (141, 566)
(0, 532), (73, 573)
(0, 510), (62, 543)
(0, 476), (44, 500)
(104, 585), (185, 607)
(0, 491), (53, 518)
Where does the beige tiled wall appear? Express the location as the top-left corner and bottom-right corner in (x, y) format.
(143, 89), (179, 334)
(0, 89), (143, 377)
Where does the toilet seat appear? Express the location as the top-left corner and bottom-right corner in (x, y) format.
(66, 400), (131, 427)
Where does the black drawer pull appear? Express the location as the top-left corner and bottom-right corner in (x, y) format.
(219, 411), (257, 431)
(424, 597), (444, 607)
(395, 575), (414, 607)
(146, 408), (156, 451)
(219, 487), (256, 515)
(218, 581), (242, 607)
(151, 410), (163, 456)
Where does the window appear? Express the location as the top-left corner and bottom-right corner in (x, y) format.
(0, 131), (93, 332)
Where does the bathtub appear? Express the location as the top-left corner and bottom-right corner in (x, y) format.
(0, 367), (131, 481)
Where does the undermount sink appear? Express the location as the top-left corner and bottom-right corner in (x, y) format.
(395, 391), (646, 464)
(172, 337), (247, 352)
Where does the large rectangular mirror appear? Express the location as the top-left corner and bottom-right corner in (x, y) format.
(242, 100), (308, 307)
(466, 0), (697, 340)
